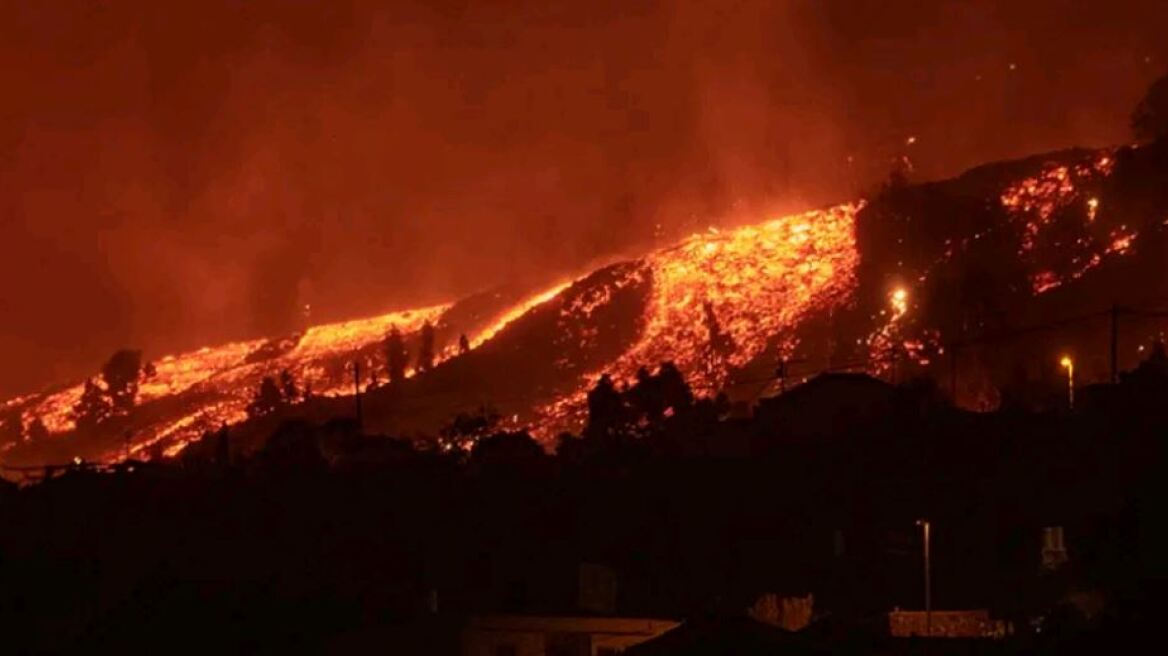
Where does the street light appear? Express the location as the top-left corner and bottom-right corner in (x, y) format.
(916, 518), (931, 638)
(1059, 355), (1074, 409)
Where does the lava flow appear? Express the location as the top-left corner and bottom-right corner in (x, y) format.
(2, 144), (1158, 464)
(998, 152), (1133, 294)
(533, 202), (862, 431)
(600, 203), (860, 387)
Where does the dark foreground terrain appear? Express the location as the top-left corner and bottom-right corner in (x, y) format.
(0, 346), (1165, 654)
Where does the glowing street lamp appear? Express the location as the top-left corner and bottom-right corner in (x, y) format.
(1059, 355), (1074, 409)
(890, 287), (908, 318)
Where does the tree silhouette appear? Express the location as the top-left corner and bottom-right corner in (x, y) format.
(73, 378), (112, 432)
(1126, 340), (1168, 383)
(416, 321), (436, 373)
(469, 431), (545, 469)
(279, 369), (300, 403)
(26, 416), (49, 442)
(655, 362), (694, 415)
(101, 349), (142, 414)
(384, 327), (408, 385)
(253, 419), (327, 472)
(626, 362), (695, 434)
(438, 405), (500, 453)
(629, 366), (666, 424)
(214, 424), (231, 468)
(1132, 72), (1168, 143)
(459, 333), (471, 355)
(584, 373), (628, 440)
(702, 302), (735, 375)
(247, 376), (286, 419)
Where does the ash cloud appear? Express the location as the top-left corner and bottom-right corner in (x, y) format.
(1, 0), (1165, 396)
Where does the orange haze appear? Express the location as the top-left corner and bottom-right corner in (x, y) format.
(1, 0), (1166, 397)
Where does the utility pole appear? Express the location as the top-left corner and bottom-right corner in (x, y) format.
(775, 358), (807, 394)
(1110, 304), (1120, 384)
(916, 519), (932, 638)
(353, 360), (363, 430)
(948, 345), (958, 402)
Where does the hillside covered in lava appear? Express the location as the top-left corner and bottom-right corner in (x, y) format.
(2, 139), (1167, 467)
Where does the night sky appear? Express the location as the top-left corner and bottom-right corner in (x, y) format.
(1, 0), (1165, 397)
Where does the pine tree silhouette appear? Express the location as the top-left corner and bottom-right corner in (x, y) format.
(702, 302), (735, 377)
(585, 374), (627, 440)
(101, 349), (142, 414)
(73, 378), (112, 432)
(416, 321), (436, 373)
(247, 376), (286, 419)
(1132, 71), (1168, 143)
(279, 369), (300, 402)
(384, 327), (408, 385)
(26, 416), (49, 442)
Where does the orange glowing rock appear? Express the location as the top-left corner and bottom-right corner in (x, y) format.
(531, 202), (863, 434)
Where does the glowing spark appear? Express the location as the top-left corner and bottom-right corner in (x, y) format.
(1031, 271), (1062, 294)
(1107, 229), (1136, 255)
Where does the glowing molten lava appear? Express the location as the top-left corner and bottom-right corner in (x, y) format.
(608, 203), (861, 388)
(534, 203), (862, 431)
(998, 153), (1130, 294)
(462, 282), (572, 353)
(3, 145), (1155, 464)
(20, 304), (452, 458)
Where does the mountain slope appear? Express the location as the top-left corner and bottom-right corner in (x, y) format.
(3, 139), (1167, 466)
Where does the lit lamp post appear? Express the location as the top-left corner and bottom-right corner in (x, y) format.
(916, 519), (931, 638)
(1059, 355), (1074, 409)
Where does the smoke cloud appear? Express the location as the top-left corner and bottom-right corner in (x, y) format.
(1, 0), (1165, 396)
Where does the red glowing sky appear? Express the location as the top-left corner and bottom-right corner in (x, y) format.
(1, 0), (1166, 397)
